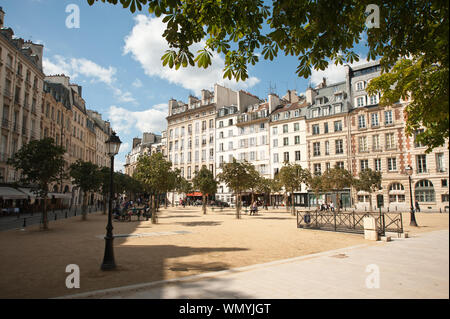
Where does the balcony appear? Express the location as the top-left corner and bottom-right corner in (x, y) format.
(3, 89), (12, 99)
(1, 118), (10, 129)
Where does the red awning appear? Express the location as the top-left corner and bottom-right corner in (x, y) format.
(186, 192), (203, 197)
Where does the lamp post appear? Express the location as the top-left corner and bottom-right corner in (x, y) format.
(101, 131), (122, 270)
(405, 165), (418, 227)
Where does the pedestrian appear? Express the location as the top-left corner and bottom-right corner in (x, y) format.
(330, 201), (335, 212)
(415, 200), (421, 212)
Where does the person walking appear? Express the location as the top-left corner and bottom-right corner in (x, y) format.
(415, 200), (421, 212)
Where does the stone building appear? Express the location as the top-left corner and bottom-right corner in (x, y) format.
(304, 79), (353, 207)
(0, 8), (44, 183)
(124, 132), (161, 177)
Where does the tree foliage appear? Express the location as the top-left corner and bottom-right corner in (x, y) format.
(217, 158), (256, 219)
(7, 138), (66, 229)
(87, 0), (449, 151)
(70, 160), (102, 220)
(320, 167), (354, 213)
(192, 166), (218, 214)
(353, 168), (382, 211)
(279, 162), (310, 215)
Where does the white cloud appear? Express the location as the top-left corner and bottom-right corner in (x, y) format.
(123, 15), (260, 95)
(310, 56), (368, 86)
(43, 55), (136, 104)
(107, 103), (168, 136)
(132, 79), (143, 88)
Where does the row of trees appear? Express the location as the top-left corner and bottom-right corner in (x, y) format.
(7, 138), (141, 230)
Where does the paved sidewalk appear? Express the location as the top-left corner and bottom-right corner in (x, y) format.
(62, 230), (449, 299)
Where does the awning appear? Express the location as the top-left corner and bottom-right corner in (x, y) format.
(18, 188), (38, 199)
(186, 192), (203, 197)
(48, 193), (72, 199)
(0, 187), (28, 200)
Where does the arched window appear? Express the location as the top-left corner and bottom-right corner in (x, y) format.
(389, 182), (405, 203)
(415, 179), (435, 202)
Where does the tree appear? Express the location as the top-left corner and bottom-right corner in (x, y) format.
(192, 166), (218, 214)
(134, 152), (172, 223)
(353, 168), (382, 212)
(269, 175), (283, 208)
(247, 165), (262, 204)
(7, 138), (66, 230)
(87, 0), (448, 151)
(217, 158), (255, 219)
(69, 160), (101, 220)
(176, 177), (193, 200)
(167, 168), (181, 207)
(279, 162), (310, 215)
(320, 167), (354, 213)
(256, 177), (272, 210)
(308, 174), (323, 210)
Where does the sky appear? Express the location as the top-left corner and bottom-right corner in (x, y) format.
(2, 0), (369, 171)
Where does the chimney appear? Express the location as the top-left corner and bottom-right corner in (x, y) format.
(168, 98), (177, 116)
(268, 93), (280, 114)
(305, 87), (317, 104)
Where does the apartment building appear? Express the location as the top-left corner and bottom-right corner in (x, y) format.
(0, 8), (44, 182)
(124, 132), (161, 177)
(269, 92), (309, 205)
(86, 109), (111, 169)
(305, 79), (353, 207)
(347, 61), (449, 211)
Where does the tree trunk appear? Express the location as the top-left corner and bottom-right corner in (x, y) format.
(235, 192), (240, 219)
(202, 194), (207, 215)
(285, 193), (289, 212)
(151, 194), (157, 224)
(42, 193), (49, 230)
(291, 191), (295, 216)
(369, 193), (373, 212)
(172, 191), (175, 207)
(165, 193), (168, 209)
(81, 190), (88, 220)
(336, 192), (340, 214)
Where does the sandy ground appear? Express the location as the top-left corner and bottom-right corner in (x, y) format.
(0, 207), (447, 299)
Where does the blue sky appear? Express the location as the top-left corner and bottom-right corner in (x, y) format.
(3, 0), (369, 171)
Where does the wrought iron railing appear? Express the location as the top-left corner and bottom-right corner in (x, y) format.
(296, 211), (403, 235)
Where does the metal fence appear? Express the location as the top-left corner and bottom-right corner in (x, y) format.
(0, 205), (103, 231)
(296, 210), (403, 235)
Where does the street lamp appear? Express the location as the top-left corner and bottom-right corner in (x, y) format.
(405, 165), (418, 227)
(101, 131), (122, 270)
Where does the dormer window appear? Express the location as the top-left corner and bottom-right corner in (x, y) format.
(284, 111), (290, 119)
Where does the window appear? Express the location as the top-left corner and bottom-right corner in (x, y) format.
(360, 159), (369, 171)
(415, 180), (435, 202)
(218, 121), (223, 128)
(371, 113), (379, 127)
(314, 163), (321, 176)
(414, 129), (425, 147)
(295, 151), (301, 161)
(334, 121), (342, 132)
(441, 179), (448, 187)
(442, 194), (449, 202)
(272, 126), (278, 135)
(358, 115), (366, 129)
(369, 95), (378, 105)
(294, 123), (300, 131)
(283, 124), (288, 133)
(209, 119), (214, 128)
(386, 133), (396, 149)
(283, 137), (289, 146)
(387, 157), (397, 171)
(374, 158), (382, 171)
(416, 155), (427, 173)
(335, 140), (344, 154)
(187, 167), (191, 179)
(336, 161), (345, 169)
(436, 153), (446, 172)
(389, 183), (404, 191)
(326, 162), (331, 171)
(313, 142), (321, 156)
(228, 119), (233, 126)
(294, 136), (300, 145)
(389, 183), (405, 203)
(273, 139), (278, 147)
(312, 124), (320, 135)
(384, 110), (393, 125)
(358, 136), (368, 152)
(373, 135), (380, 151)
(228, 141), (233, 150)
(356, 96), (365, 107)
(283, 152), (289, 162)
(273, 153), (279, 163)
(356, 81), (365, 91)
(250, 151), (256, 161)
(324, 122), (328, 133)
(325, 141), (330, 155)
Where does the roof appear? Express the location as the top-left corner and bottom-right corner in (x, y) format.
(271, 99), (309, 114)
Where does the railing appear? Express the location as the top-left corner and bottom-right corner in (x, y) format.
(296, 210), (403, 235)
(0, 204), (104, 231)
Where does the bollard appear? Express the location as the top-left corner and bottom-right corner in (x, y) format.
(65, 211), (68, 218)
(23, 218), (26, 228)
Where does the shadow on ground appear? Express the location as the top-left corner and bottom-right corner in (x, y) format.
(176, 221), (222, 227)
